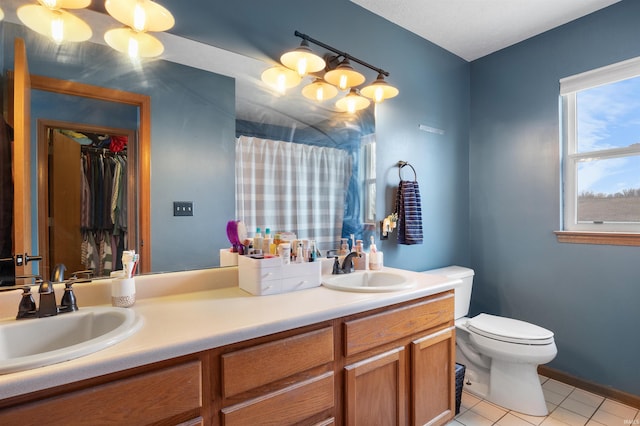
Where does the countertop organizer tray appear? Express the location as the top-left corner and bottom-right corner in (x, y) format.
(238, 255), (322, 296)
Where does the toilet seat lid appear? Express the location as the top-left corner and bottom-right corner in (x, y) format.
(467, 313), (555, 345)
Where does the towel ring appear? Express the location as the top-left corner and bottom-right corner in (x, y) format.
(398, 161), (417, 181)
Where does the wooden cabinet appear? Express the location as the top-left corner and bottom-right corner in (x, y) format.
(220, 326), (335, 425)
(344, 346), (406, 425)
(343, 291), (455, 426)
(0, 360), (203, 426)
(0, 290), (455, 426)
(411, 327), (456, 426)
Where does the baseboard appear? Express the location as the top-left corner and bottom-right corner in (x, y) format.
(539, 365), (640, 409)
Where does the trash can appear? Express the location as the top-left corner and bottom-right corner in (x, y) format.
(455, 363), (466, 415)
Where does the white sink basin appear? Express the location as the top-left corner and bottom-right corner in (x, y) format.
(0, 306), (143, 374)
(322, 271), (415, 292)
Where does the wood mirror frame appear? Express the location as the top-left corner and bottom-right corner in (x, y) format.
(29, 74), (151, 274)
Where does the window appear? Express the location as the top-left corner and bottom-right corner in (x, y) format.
(560, 57), (640, 238)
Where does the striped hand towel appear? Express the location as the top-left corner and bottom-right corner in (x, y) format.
(395, 180), (423, 245)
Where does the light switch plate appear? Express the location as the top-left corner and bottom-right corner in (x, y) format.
(173, 201), (194, 216)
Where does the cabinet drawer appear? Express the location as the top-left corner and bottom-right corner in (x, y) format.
(0, 361), (202, 425)
(221, 372), (334, 426)
(222, 326), (334, 398)
(344, 293), (454, 357)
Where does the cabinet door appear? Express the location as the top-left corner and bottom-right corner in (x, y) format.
(411, 327), (456, 426)
(344, 347), (406, 426)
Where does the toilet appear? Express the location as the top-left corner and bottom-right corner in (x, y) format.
(424, 266), (557, 416)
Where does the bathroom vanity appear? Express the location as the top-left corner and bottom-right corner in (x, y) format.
(0, 267), (458, 425)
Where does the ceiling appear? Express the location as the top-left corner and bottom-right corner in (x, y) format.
(350, 0), (622, 61)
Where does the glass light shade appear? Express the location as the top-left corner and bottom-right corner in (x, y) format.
(261, 66), (302, 94)
(0, 7), (4, 21)
(37, 0), (91, 10)
(280, 40), (326, 76)
(324, 58), (366, 90)
(302, 78), (338, 102)
(335, 88), (370, 114)
(18, 5), (92, 43)
(361, 73), (399, 103)
(105, 0), (174, 32)
(105, 27), (165, 58)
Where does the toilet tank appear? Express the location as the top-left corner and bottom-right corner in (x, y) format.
(422, 266), (474, 320)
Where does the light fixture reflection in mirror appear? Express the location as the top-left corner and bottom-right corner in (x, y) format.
(261, 66), (302, 94)
(335, 88), (370, 114)
(17, 3), (91, 43)
(302, 78), (338, 102)
(105, 0), (175, 32)
(104, 0), (175, 58)
(104, 27), (164, 58)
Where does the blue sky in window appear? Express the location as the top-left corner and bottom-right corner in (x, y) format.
(576, 77), (640, 195)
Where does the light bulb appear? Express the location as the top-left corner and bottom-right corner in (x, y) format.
(277, 73), (287, 94)
(347, 98), (356, 114)
(315, 86), (324, 101)
(133, 2), (146, 31)
(50, 14), (64, 43)
(41, 0), (59, 9)
(339, 75), (348, 91)
(374, 87), (384, 103)
(128, 37), (139, 58)
(297, 57), (307, 76)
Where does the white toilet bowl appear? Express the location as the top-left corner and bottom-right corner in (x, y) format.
(457, 314), (557, 416)
(423, 266), (557, 416)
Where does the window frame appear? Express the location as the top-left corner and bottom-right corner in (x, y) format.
(558, 57), (640, 244)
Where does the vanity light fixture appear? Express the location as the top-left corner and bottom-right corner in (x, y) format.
(280, 39), (326, 77)
(104, 27), (164, 58)
(360, 72), (399, 103)
(267, 31), (399, 111)
(104, 0), (175, 58)
(0, 6), (5, 21)
(324, 58), (366, 91)
(261, 66), (302, 94)
(335, 88), (370, 113)
(302, 78), (338, 101)
(17, 0), (92, 44)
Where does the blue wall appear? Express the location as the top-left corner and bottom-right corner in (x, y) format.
(469, 0), (640, 395)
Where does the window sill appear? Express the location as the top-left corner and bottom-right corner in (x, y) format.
(554, 231), (640, 246)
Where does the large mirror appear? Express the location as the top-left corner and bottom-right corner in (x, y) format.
(0, 3), (376, 282)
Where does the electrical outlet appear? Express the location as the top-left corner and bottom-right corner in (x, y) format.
(173, 201), (194, 216)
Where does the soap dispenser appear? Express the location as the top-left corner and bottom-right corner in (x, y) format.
(353, 239), (368, 270)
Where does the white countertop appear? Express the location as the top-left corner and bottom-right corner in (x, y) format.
(0, 266), (459, 401)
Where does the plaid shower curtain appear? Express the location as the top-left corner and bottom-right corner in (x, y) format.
(235, 135), (352, 251)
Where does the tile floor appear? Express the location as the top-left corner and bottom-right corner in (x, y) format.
(447, 376), (639, 426)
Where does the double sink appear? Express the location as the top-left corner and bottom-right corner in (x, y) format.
(0, 269), (410, 375)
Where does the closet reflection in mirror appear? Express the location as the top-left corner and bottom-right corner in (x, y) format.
(38, 122), (137, 281)
(2, 15), (376, 276)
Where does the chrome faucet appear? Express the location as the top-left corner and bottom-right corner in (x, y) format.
(332, 252), (361, 274)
